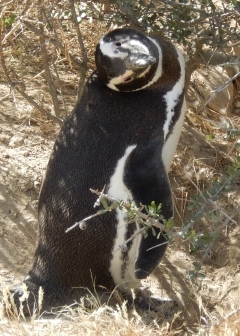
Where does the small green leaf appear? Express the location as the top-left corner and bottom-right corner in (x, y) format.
(97, 209), (108, 215)
(100, 198), (109, 209)
(118, 200), (124, 210)
(188, 230), (196, 239)
(108, 202), (119, 210)
(197, 273), (206, 279)
(151, 227), (156, 236)
(193, 261), (201, 272)
(142, 230), (148, 239)
(166, 231), (173, 240)
(235, 142), (240, 148)
(148, 206), (154, 214)
(151, 201), (156, 208)
(205, 134), (213, 141)
(3, 14), (16, 27)
(165, 218), (173, 230)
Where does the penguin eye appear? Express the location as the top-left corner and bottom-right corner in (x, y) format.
(115, 42), (121, 47)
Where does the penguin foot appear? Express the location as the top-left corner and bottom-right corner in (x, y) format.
(2, 285), (43, 318)
(134, 287), (178, 318)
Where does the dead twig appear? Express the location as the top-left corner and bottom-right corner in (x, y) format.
(12, 83), (63, 124)
(38, 2), (61, 118)
(0, 7), (11, 83)
(198, 70), (240, 112)
(21, 18), (84, 70)
(185, 40), (204, 89)
(2, 0), (37, 43)
(65, 213), (100, 233)
(201, 205), (240, 261)
(69, 0), (87, 100)
(0, 0), (13, 7)
(0, 5), (63, 125)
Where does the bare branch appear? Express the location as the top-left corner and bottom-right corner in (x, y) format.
(65, 213), (100, 233)
(20, 18), (42, 34)
(0, 0), (13, 7)
(69, 0), (87, 100)
(38, 3), (61, 118)
(185, 40), (204, 89)
(49, 38), (84, 69)
(201, 205), (240, 261)
(11, 82), (63, 126)
(198, 70), (240, 112)
(21, 18), (84, 69)
(118, 0), (142, 29)
(0, 8), (11, 82)
(0, 11), (62, 125)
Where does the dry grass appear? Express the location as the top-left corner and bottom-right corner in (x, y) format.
(0, 290), (177, 336)
(1, 300), (240, 336)
(0, 305), (165, 336)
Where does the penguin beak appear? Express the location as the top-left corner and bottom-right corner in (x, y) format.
(124, 54), (156, 70)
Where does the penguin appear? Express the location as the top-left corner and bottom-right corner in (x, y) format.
(8, 27), (185, 315)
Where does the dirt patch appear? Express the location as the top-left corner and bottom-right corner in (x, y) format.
(0, 84), (60, 288)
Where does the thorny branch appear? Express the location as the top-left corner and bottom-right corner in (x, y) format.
(186, 172), (239, 226)
(89, 189), (169, 233)
(201, 205), (240, 261)
(65, 189), (175, 238)
(66, 187), (175, 253)
(66, 159), (240, 252)
(181, 168), (240, 246)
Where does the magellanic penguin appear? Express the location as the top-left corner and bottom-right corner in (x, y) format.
(10, 27), (186, 315)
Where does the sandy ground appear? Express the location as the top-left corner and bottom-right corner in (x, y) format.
(0, 84), (59, 288)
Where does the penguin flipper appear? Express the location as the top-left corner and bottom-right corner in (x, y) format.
(124, 140), (173, 279)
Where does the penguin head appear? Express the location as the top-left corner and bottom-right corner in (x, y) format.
(95, 28), (161, 92)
